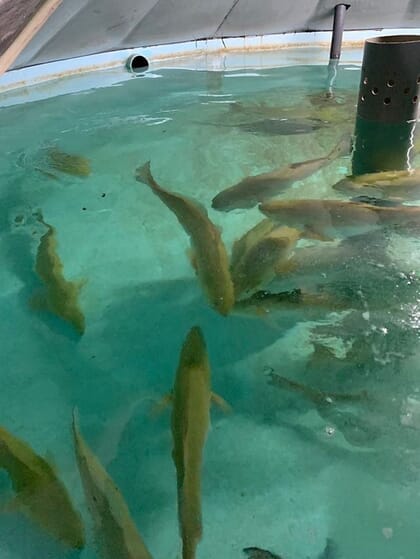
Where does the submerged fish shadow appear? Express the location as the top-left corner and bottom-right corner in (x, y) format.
(97, 278), (286, 386)
(0, 514), (82, 559)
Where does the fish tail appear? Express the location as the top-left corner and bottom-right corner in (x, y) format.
(330, 133), (353, 159)
(135, 160), (156, 188)
(71, 407), (81, 437)
(33, 208), (55, 233)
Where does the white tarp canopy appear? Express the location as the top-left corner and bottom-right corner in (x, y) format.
(3, 0), (420, 68)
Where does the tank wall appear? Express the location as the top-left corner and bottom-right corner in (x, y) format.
(9, 0), (420, 68)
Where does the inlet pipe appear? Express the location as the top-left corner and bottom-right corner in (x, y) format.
(326, 3), (350, 97)
(329, 3), (351, 61)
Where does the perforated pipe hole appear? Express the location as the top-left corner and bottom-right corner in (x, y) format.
(363, 77), (368, 85)
(126, 55), (149, 74)
(360, 95), (366, 102)
(383, 97), (391, 105)
(417, 77), (420, 84)
(386, 79), (395, 87)
(413, 96), (418, 104)
(371, 87), (379, 95)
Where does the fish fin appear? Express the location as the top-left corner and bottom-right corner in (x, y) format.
(211, 392), (232, 413)
(34, 167), (59, 181)
(29, 290), (48, 311)
(275, 259), (297, 275)
(72, 407), (80, 429)
(302, 226), (334, 242)
(317, 537), (338, 559)
(0, 495), (20, 514)
(252, 305), (270, 317)
(44, 451), (59, 472)
(135, 161), (154, 187)
(186, 248), (198, 272)
(76, 278), (88, 293)
(150, 392), (173, 417)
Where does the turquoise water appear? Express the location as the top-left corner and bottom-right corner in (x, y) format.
(0, 62), (420, 559)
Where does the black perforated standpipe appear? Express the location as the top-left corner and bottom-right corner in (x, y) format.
(352, 35), (420, 176)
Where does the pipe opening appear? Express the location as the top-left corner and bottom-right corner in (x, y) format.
(126, 55), (149, 74)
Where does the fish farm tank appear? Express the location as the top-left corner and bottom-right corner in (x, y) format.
(1, 37), (420, 559)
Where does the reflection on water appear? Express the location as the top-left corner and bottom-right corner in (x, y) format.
(0, 63), (420, 559)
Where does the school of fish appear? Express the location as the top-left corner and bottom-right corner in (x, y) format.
(3, 71), (420, 559)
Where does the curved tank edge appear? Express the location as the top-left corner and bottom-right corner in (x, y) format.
(1, 27), (420, 107)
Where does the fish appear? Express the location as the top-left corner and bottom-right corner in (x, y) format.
(268, 373), (379, 447)
(171, 326), (227, 559)
(333, 168), (420, 201)
(242, 538), (338, 559)
(228, 100), (351, 128)
(47, 148), (91, 177)
(228, 101), (297, 120)
(258, 198), (420, 241)
(135, 161), (235, 316)
(72, 410), (153, 559)
(270, 229), (392, 287)
(234, 288), (351, 317)
(0, 426), (85, 549)
(230, 219), (276, 269)
(211, 135), (351, 211)
(318, 538), (339, 559)
(236, 117), (326, 136)
(350, 195), (402, 207)
(32, 211), (85, 334)
(243, 546), (283, 559)
(197, 116), (327, 136)
(231, 222), (300, 298)
(267, 373), (369, 406)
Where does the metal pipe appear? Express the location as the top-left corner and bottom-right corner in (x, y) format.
(326, 4), (350, 97)
(329, 3), (350, 61)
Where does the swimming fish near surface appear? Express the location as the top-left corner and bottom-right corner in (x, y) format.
(243, 538), (338, 559)
(171, 326), (228, 559)
(0, 426), (85, 549)
(72, 410), (153, 559)
(197, 116), (327, 136)
(135, 161), (235, 316)
(350, 195), (402, 207)
(259, 198), (420, 241)
(234, 288), (350, 317)
(243, 546), (284, 559)
(268, 372), (369, 406)
(228, 101), (298, 120)
(317, 538), (339, 559)
(333, 168), (420, 201)
(268, 373), (378, 447)
(230, 221), (300, 299)
(47, 148), (91, 177)
(212, 134), (351, 211)
(33, 211), (85, 334)
(235, 117), (326, 136)
(269, 229), (392, 292)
